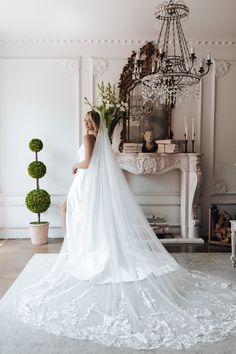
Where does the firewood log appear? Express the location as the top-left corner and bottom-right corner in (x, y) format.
(223, 236), (230, 244)
(218, 214), (224, 225)
(216, 231), (222, 240)
(221, 228), (226, 235)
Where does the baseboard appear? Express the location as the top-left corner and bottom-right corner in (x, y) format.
(0, 227), (63, 239)
(160, 238), (205, 244)
(0, 227), (204, 244)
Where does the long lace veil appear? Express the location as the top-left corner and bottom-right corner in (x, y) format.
(17, 114), (236, 350)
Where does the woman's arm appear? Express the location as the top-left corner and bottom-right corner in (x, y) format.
(72, 135), (96, 174)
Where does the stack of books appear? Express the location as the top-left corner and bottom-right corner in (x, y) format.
(156, 139), (185, 153)
(147, 216), (169, 234)
(152, 224), (170, 234)
(123, 143), (143, 153)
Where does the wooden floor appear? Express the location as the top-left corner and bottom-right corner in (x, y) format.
(0, 238), (231, 299)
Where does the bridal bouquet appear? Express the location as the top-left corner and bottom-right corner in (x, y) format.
(85, 81), (128, 143)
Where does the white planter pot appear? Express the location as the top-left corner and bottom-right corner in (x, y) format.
(29, 222), (49, 245)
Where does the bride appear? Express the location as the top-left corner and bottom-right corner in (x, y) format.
(17, 110), (236, 350)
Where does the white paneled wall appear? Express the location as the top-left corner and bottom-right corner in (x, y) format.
(0, 57), (80, 237)
(0, 41), (236, 238)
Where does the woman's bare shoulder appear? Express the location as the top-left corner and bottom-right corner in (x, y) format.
(84, 134), (96, 144)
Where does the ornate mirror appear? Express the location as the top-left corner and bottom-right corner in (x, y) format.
(118, 42), (172, 147)
(127, 82), (169, 143)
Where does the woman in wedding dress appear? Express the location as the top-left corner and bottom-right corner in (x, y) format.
(17, 110), (236, 350)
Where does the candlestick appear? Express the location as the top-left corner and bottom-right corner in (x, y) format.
(191, 116), (195, 140)
(192, 137), (195, 153)
(184, 134), (188, 153)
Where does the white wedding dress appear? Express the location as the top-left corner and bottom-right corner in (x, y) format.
(17, 118), (236, 350)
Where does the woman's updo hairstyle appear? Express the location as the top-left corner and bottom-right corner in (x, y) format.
(87, 110), (100, 131)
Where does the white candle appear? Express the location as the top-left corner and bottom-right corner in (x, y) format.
(207, 52), (211, 60)
(192, 116), (195, 140)
(186, 123), (188, 140)
(136, 50), (140, 61)
(159, 46), (163, 54)
(184, 116), (187, 136)
(190, 47), (194, 54)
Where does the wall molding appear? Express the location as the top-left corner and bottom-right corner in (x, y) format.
(0, 192), (180, 238)
(0, 58), (81, 148)
(0, 38), (235, 46)
(0, 194), (66, 206)
(89, 56), (125, 104)
(0, 56), (82, 189)
(0, 57), (82, 239)
(0, 192), (180, 207)
(196, 79), (203, 153)
(210, 59), (236, 196)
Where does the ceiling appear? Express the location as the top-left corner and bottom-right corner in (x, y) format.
(0, 0), (235, 41)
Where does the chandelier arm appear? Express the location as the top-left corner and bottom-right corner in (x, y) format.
(177, 61), (194, 74)
(177, 14), (191, 66)
(156, 60), (162, 72)
(157, 16), (166, 50)
(172, 18), (176, 58)
(176, 11), (191, 69)
(200, 64), (211, 77)
(175, 16), (187, 69)
(163, 18), (171, 54)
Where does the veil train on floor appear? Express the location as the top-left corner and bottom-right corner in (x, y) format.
(17, 117), (236, 350)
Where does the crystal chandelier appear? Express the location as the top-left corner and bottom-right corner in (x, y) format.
(133, 0), (213, 105)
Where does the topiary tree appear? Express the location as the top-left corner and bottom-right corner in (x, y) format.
(26, 138), (51, 223)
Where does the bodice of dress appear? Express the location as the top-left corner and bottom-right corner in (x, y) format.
(78, 144), (85, 162)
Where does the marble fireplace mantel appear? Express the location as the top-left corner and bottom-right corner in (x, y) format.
(117, 152), (202, 239)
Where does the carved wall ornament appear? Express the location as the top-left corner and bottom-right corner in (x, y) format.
(91, 57), (109, 78)
(61, 59), (80, 77)
(117, 153), (181, 175)
(213, 179), (228, 195)
(215, 60), (231, 79)
(191, 156), (202, 173)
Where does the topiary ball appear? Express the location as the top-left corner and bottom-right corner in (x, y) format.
(28, 161), (46, 179)
(26, 189), (51, 214)
(29, 139), (43, 152)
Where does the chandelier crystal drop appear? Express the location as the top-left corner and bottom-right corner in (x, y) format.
(133, 0), (212, 105)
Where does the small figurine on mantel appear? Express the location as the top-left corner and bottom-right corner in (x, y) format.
(142, 129), (158, 153)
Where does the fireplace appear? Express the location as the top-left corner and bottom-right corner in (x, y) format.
(117, 152), (202, 240)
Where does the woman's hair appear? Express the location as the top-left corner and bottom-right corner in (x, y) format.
(87, 110), (100, 130)
(144, 128), (154, 135)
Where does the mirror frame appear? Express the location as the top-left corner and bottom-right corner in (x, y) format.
(118, 41), (173, 144)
